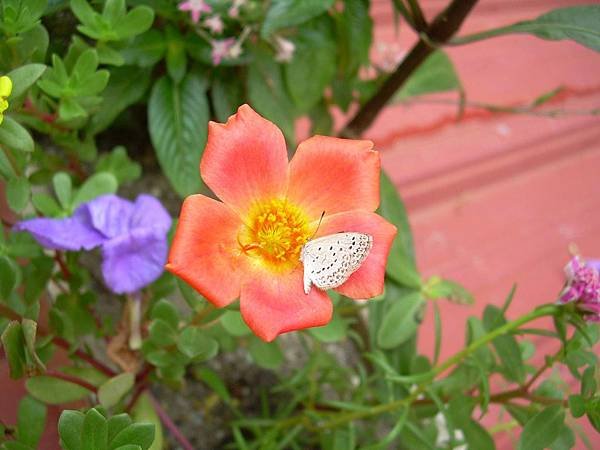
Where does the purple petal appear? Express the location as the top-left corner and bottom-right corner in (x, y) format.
(129, 195), (172, 234)
(82, 194), (134, 239)
(586, 259), (600, 274)
(558, 285), (579, 304)
(14, 210), (105, 251)
(100, 228), (168, 294)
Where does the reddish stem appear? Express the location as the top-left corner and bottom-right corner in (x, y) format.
(148, 393), (195, 450)
(52, 337), (116, 377)
(54, 251), (71, 279)
(45, 369), (98, 393)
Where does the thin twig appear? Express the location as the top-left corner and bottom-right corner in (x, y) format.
(148, 393), (195, 450)
(340, 0), (479, 137)
(45, 369), (98, 392)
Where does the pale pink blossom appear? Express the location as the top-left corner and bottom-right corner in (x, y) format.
(204, 15), (224, 34)
(559, 256), (600, 322)
(274, 36), (295, 63)
(211, 38), (236, 65)
(178, 0), (212, 23)
(228, 0), (246, 18)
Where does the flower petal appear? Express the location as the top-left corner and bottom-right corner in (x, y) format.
(200, 104), (288, 214)
(14, 209), (106, 251)
(166, 194), (246, 307)
(240, 269), (332, 342)
(130, 194), (172, 234)
(84, 195), (134, 239)
(287, 136), (380, 217)
(101, 228), (168, 294)
(316, 211), (397, 299)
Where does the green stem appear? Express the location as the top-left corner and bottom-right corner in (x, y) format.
(318, 304), (559, 429)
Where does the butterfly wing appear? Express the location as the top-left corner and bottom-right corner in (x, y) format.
(300, 233), (373, 294)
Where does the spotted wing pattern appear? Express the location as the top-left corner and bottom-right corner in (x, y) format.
(300, 232), (373, 294)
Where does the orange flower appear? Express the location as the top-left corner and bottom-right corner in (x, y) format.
(167, 105), (397, 341)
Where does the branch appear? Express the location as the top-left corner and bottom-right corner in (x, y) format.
(148, 393), (195, 450)
(340, 0), (479, 138)
(45, 369), (98, 393)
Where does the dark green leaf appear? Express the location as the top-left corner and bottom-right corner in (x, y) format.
(165, 26), (186, 83)
(285, 17), (336, 112)
(308, 312), (347, 343)
(568, 394), (586, 418)
(6, 176), (29, 212)
(193, 367), (231, 403)
(378, 171), (421, 288)
(517, 405), (565, 450)
(461, 419), (495, 450)
(210, 73), (243, 122)
(261, 0), (334, 37)
(88, 66), (151, 135)
(377, 291), (424, 349)
(121, 30), (166, 67)
(220, 311), (252, 337)
(148, 74), (209, 197)
(0, 255), (19, 300)
(335, 0), (372, 76)
(150, 299), (179, 330)
(247, 48), (296, 143)
(549, 424), (575, 450)
(129, 394), (163, 450)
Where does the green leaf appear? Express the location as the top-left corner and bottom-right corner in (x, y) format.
(261, 0), (335, 37)
(308, 312), (348, 343)
(150, 299), (179, 330)
(88, 66), (151, 135)
(0, 117), (34, 152)
(549, 425), (575, 450)
(483, 305), (525, 383)
(6, 176), (30, 212)
(423, 276), (474, 305)
(165, 26), (186, 83)
(52, 172), (72, 209)
(6, 64), (46, 98)
(16, 395), (46, 448)
(517, 405), (565, 450)
(121, 30), (166, 67)
(457, 6), (600, 53)
(1, 321), (26, 379)
(26, 375), (91, 404)
(98, 373), (135, 409)
(395, 51), (461, 100)
(193, 367), (231, 404)
(21, 318), (46, 373)
(58, 410), (85, 450)
(0, 255), (19, 299)
(82, 408), (108, 450)
(335, 0), (372, 77)
(378, 171), (421, 288)
(72, 172), (118, 208)
(461, 419), (495, 450)
(109, 423), (155, 450)
(113, 6), (155, 40)
(177, 326), (218, 360)
(129, 394), (163, 450)
(147, 319), (176, 347)
(581, 365), (596, 398)
(220, 311), (252, 337)
(285, 17), (336, 112)
(148, 74), (209, 197)
(248, 337), (284, 369)
(211, 73), (243, 122)
(95, 146), (141, 185)
(247, 48), (296, 144)
(568, 394), (586, 418)
(31, 193), (61, 216)
(377, 291), (424, 349)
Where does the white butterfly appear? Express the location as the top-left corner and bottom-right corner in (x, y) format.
(300, 232), (373, 294)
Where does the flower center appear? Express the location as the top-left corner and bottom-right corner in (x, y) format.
(239, 198), (312, 272)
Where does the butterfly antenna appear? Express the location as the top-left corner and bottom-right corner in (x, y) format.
(309, 211), (326, 240)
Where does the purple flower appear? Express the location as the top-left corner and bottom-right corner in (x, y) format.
(559, 256), (600, 322)
(15, 194), (171, 294)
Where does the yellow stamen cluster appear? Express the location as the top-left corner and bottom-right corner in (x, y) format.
(0, 76), (12, 126)
(239, 198), (312, 272)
